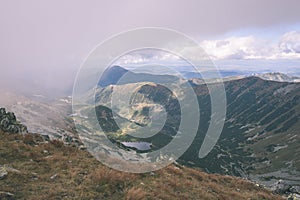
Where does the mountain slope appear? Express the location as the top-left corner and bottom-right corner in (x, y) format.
(0, 130), (283, 200)
(0, 91), (75, 139)
(91, 74), (300, 189)
(185, 77), (300, 185)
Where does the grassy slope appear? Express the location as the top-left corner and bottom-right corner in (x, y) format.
(0, 131), (283, 200)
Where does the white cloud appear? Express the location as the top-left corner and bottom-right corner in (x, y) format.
(200, 31), (300, 60)
(279, 31), (300, 53)
(113, 31), (300, 68)
(114, 49), (183, 66)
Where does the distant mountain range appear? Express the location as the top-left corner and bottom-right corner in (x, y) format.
(99, 66), (300, 86)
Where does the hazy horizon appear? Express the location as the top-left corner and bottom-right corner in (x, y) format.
(0, 0), (299, 97)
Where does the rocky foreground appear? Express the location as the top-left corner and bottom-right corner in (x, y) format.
(0, 130), (285, 200)
(0, 110), (286, 200)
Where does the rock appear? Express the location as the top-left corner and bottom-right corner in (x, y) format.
(0, 108), (6, 115)
(0, 167), (8, 179)
(289, 186), (300, 194)
(41, 134), (50, 142)
(288, 193), (300, 200)
(6, 112), (16, 122)
(61, 133), (84, 149)
(78, 145), (86, 150)
(42, 150), (49, 154)
(50, 174), (58, 179)
(150, 172), (155, 176)
(271, 180), (291, 194)
(0, 191), (14, 199)
(0, 117), (9, 129)
(62, 134), (73, 144)
(0, 107), (27, 134)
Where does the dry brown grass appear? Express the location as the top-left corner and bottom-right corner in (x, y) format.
(125, 187), (147, 200)
(0, 130), (284, 200)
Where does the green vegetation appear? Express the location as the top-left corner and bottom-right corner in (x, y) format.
(94, 77), (300, 178)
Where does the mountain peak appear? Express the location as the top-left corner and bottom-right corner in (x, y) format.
(98, 66), (130, 87)
(108, 65), (128, 73)
(253, 72), (300, 83)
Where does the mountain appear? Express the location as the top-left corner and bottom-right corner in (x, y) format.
(98, 66), (129, 87)
(254, 72), (300, 83)
(0, 129), (284, 199)
(88, 70), (300, 190)
(184, 77), (300, 185)
(98, 65), (179, 87)
(180, 69), (251, 79)
(2, 66), (298, 198)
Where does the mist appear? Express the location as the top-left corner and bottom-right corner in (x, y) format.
(0, 0), (300, 98)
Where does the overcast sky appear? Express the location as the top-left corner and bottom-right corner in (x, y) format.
(0, 0), (300, 96)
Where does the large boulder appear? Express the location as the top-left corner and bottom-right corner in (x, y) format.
(271, 180), (291, 194)
(0, 107), (27, 134)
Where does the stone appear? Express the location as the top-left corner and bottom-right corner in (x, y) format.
(0, 167), (8, 179)
(41, 134), (50, 142)
(7, 112), (16, 122)
(42, 150), (49, 154)
(288, 193), (300, 200)
(0, 191), (14, 199)
(289, 186), (300, 194)
(78, 145), (86, 150)
(50, 174), (58, 179)
(0, 107), (27, 134)
(271, 180), (291, 194)
(0, 107), (6, 115)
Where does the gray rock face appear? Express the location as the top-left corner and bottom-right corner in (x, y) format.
(0, 107), (27, 133)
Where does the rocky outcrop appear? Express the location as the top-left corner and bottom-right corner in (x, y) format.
(61, 133), (85, 149)
(0, 167), (8, 179)
(271, 180), (300, 199)
(0, 107), (27, 133)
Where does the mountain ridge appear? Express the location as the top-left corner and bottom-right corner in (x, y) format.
(91, 72), (300, 190)
(100, 66), (300, 86)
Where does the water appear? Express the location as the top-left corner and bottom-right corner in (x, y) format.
(121, 142), (152, 151)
